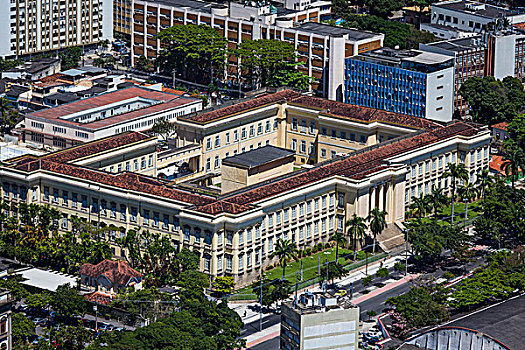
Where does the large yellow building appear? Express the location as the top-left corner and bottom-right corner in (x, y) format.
(0, 91), (491, 286)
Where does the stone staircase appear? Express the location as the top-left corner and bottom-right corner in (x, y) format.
(378, 222), (407, 253)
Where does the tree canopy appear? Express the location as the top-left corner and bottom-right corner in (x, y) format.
(235, 39), (310, 90)
(59, 47), (82, 70)
(459, 76), (525, 125)
(157, 25), (227, 84)
(340, 14), (437, 49)
(386, 281), (449, 329)
(475, 179), (525, 247)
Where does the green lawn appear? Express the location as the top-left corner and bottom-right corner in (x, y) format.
(264, 247), (356, 283)
(408, 200), (481, 227)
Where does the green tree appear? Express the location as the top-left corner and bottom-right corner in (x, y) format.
(271, 239), (298, 280)
(50, 283), (86, 320)
(12, 312), (35, 345)
(93, 57), (106, 68)
(49, 325), (93, 350)
(475, 179), (525, 247)
(450, 265), (514, 311)
(25, 292), (51, 310)
(427, 187), (448, 219)
(59, 47), (82, 69)
(502, 140), (525, 188)
(365, 0), (404, 18)
(235, 39), (310, 89)
(386, 282), (448, 329)
(361, 275), (374, 287)
(135, 55), (153, 72)
(151, 117), (177, 147)
(458, 182), (478, 225)
(366, 310), (378, 321)
(346, 214), (367, 260)
(340, 14), (436, 49)
(376, 267), (389, 279)
(506, 113), (525, 152)
(330, 230), (347, 262)
(0, 58), (21, 72)
(475, 169), (493, 200)
(368, 207), (387, 253)
(112, 287), (176, 321)
(157, 25), (227, 84)
(459, 76), (525, 125)
(442, 163), (469, 226)
(213, 276), (235, 295)
(409, 195), (431, 220)
(0, 97), (20, 133)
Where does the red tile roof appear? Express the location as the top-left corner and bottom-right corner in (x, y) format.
(8, 121), (482, 214)
(179, 89), (439, 130)
(84, 291), (113, 306)
(42, 132), (153, 163)
(195, 122), (480, 214)
(27, 87), (191, 129)
(490, 155), (507, 175)
(180, 90), (300, 124)
(290, 95), (439, 130)
(491, 122), (508, 131)
(79, 259), (142, 286)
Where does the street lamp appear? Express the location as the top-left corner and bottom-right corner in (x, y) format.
(463, 197), (468, 230)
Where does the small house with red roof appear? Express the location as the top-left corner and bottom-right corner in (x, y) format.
(491, 122), (509, 142)
(79, 260), (143, 295)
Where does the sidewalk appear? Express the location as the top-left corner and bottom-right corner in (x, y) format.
(309, 255), (403, 293)
(237, 254), (411, 348)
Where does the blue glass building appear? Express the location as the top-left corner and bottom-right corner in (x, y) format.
(344, 48), (455, 121)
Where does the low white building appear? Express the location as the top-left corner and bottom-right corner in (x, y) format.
(24, 86), (202, 148)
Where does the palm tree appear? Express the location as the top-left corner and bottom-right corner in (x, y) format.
(367, 208), (387, 253)
(428, 187), (448, 219)
(409, 195), (431, 220)
(442, 163), (469, 226)
(346, 214), (367, 260)
(330, 230), (347, 263)
(475, 169), (493, 199)
(271, 239), (298, 280)
(459, 182), (479, 226)
(502, 147), (525, 189)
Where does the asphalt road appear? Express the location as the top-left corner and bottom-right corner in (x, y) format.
(249, 337), (280, 350)
(355, 281), (411, 319)
(240, 314), (280, 339)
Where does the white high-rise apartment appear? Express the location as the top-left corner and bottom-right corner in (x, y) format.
(0, 0), (113, 58)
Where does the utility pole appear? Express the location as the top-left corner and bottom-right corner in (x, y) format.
(405, 228), (409, 276)
(365, 249), (369, 275)
(259, 268), (263, 331)
(300, 259), (303, 281)
(294, 271), (299, 308)
(318, 254), (320, 278)
(93, 305), (98, 331)
(325, 258), (329, 291)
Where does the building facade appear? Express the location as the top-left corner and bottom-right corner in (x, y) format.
(0, 290), (12, 350)
(0, 0), (113, 58)
(281, 292), (360, 350)
(0, 116), (491, 286)
(345, 48), (455, 122)
(174, 89), (438, 180)
(420, 31), (525, 116)
(131, 0), (383, 99)
(430, 1), (525, 34)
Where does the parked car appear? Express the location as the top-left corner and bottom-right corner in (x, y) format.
(98, 323), (110, 331)
(32, 318), (47, 326)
